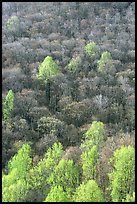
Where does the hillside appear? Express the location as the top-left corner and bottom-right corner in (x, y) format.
(2, 2), (135, 202)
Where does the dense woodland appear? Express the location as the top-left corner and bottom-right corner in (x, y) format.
(2, 2), (135, 202)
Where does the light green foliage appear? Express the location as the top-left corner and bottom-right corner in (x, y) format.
(44, 185), (69, 202)
(81, 121), (105, 150)
(37, 56), (60, 83)
(122, 192), (135, 202)
(97, 51), (113, 74)
(2, 144), (32, 202)
(84, 42), (97, 59)
(7, 15), (19, 31)
(3, 89), (14, 122)
(81, 145), (98, 182)
(73, 180), (105, 202)
(48, 159), (80, 196)
(3, 179), (28, 202)
(27, 143), (63, 200)
(109, 145), (135, 202)
(67, 56), (82, 73)
(8, 143), (32, 179)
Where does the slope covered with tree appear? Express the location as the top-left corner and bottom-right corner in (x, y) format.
(2, 2), (135, 202)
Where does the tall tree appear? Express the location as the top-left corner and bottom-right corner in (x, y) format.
(44, 185), (69, 202)
(2, 143), (32, 202)
(3, 89), (14, 122)
(37, 56), (60, 105)
(73, 179), (105, 202)
(47, 159), (80, 197)
(108, 145), (135, 202)
(81, 145), (98, 182)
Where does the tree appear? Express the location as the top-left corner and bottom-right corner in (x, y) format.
(73, 180), (105, 202)
(66, 56), (82, 74)
(3, 89), (14, 122)
(6, 15), (19, 31)
(37, 56), (60, 83)
(2, 178), (28, 202)
(8, 143), (32, 179)
(122, 192), (135, 202)
(44, 185), (69, 202)
(81, 121), (105, 150)
(37, 56), (60, 105)
(84, 42), (97, 59)
(47, 159), (80, 197)
(81, 145), (98, 182)
(108, 145), (135, 202)
(26, 142), (63, 202)
(2, 143), (32, 202)
(97, 51), (113, 74)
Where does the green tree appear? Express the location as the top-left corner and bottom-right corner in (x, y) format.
(27, 142), (63, 202)
(73, 179), (105, 202)
(97, 51), (113, 74)
(81, 145), (98, 182)
(48, 159), (80, 197)
(122, 192), (135, 202)
(3, 178), (28, 202)
(44, 185), (70, 202)
(81, 121), (105, 150)
(66, 56), (82, 74)
(84, 42), (97, 59)
(3, 89), (14, 122)
(108, 145), (135, 202)
(2, 144), (32, 202)
(37, 56), (60, 83)
(7, 15), (19, 31)
(8, 143), (32, 178)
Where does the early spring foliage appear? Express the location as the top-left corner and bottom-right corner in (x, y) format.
(3, 89), (14, 122)
(47, 159), (80, 196)
(109, 145), (135, 202)
(2, 144), (32, 202)
(44, 185), (69, 202)
(81, 121), (105, 151)
(37, 56), (60, 83)
(84, 42), (97, 59)
(6, 15), (19, 31)
(81, 145), (98, 182)
(73, 179), (105, 202)
(97, 51), (113, 74)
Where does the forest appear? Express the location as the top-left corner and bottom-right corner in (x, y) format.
(2, 2), (135, 202)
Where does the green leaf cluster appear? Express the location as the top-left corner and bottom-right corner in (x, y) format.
(48, 159), (80, 196)
(109, 145), (135, 202)
(73, 179), (105, 202)
(6, 15), (19, 31)
(44, 185), (69, 202)
(84, 42), (97, 59)
(3, 89), (14, 122)
(37, 56), (60, 83)
(97, 51), (113, 74)
(81, 121), (105, 150)
(27, 142), (63, 200)
(67, 56), (82, 73)
(81, 145), (98, 182)
(2, 144), (32, 202)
